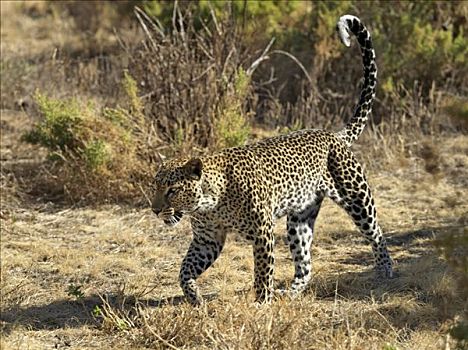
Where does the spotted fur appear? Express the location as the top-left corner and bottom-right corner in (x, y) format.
(151, 15), (392, 305)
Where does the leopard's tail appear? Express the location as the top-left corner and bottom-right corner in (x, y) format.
(336, 15), (377, 147)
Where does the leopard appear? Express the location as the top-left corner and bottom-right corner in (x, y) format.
(151, 15), (393, 305)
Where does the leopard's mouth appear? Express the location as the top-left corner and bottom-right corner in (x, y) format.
(163, 211), (183, 227)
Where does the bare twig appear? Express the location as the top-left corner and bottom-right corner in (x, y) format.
(192, 63), (216, 82)
(176, 2), (187, 47)
(221, 47), (236, 79)
(138, 183), (152, 206)
(143, 316), (183, 350)
(270, 49), (313, 85)
(246, 37), (276, 76)
(134, 6), (165, 38)
(208, 2), (221, 36)
(134, 7), (158, 51)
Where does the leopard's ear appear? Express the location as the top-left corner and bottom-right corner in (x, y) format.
(183, 158), (203, 180)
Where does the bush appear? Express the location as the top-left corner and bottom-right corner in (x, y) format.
(22, 74), (153, 203)
(128, 3), (257, 153)
(139, 1), (467, 134)
(22, 93), (83, 152)
(215, 68), (252, 148)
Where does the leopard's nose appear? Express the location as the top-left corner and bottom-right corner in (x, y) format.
(151, 195), (165, 216)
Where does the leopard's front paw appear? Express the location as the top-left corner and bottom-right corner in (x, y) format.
(181, 279), (204, 306)
(274, 288), (301, 299)
(254, 289), (273, 305)
(187, 294), (204, 306)
(375, 265), (394, 279)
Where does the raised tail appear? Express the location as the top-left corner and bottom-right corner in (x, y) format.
(336, 15), (377, 147)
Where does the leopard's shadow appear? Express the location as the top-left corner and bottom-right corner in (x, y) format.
(0, 292), (212, 335)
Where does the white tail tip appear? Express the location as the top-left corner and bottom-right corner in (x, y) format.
(337, 15), (359, 47)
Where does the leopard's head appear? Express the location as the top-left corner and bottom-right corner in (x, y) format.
(151, 158), (204, 227)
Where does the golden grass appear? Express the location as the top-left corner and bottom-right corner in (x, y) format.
(1, 3), (467, 348)
(2, 110), (467, 349)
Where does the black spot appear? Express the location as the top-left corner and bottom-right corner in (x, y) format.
(358, 31), (366, 42)
(364, 39), (372, 49)
(351, 18), (359, 32)
(363, 54), (371, 66)
(355, 198), (365, 208)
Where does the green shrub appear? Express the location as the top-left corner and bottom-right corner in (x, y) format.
(23, 92), (125, 166)
(143, 0), (308, 37)
(122, 70), (144, 118)
(22, 74), (152, 202)
(22, 92), (82, 152)
(215, 108), (251, 149)
(83, 140), (111, 170)
(215, 68), (252, 148)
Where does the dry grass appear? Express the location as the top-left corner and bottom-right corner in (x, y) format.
(2, 2), (467, 349)
(1, 111), (467, 349)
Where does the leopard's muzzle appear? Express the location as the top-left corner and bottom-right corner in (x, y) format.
(155, 207), (183, 227)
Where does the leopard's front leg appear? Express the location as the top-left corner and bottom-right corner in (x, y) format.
(179, 224), (226, 305)
(252, 219), (275, 304)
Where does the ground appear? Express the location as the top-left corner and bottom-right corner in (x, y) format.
(1, 1), (467, 348)
(1, 110), (467, 349)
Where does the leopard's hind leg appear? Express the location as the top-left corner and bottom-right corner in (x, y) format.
(281, 196), (324, 296)
(323, 146), (393, 277)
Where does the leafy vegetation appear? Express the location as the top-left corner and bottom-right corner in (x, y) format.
(21, 74), (152, 202)
(215, 68), (252, 148)
(66, 284), (85, 300)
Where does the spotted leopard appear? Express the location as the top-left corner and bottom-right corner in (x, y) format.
(151, 15), (393, 305)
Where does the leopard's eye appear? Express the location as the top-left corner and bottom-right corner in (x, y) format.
(166, 187), (179, 198)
